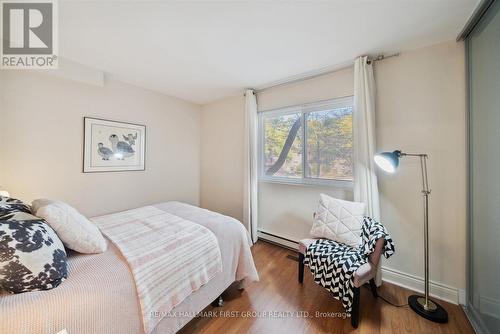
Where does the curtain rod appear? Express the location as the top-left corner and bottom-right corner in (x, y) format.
(247, 53), (399, 95)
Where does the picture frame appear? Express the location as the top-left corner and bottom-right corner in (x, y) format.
(83, 117), (146, 173)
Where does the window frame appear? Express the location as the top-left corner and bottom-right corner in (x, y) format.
(258, 96), (354, 188)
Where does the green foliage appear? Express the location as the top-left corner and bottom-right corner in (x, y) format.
(264, 107), (353, 180)
(306, 108), (353, 179)
(264, 113), (302, 177)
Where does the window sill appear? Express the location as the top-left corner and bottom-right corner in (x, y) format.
(258, 176), (353, 189)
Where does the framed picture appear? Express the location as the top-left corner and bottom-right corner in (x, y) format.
(83, 117), (146, 173)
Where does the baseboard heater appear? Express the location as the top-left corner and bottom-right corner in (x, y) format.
(257, 229), (299, 251)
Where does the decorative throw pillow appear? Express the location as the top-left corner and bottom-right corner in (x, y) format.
(0, 196), (32, 220)
(32, 199), (107, 254)
(310, 194), (366, 247)
(0, 209), (68, 293)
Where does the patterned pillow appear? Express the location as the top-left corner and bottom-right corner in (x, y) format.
(0, 197), (68, 294)
(0, 196), (32, 220)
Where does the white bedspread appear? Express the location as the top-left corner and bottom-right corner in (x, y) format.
(0, 202), (259, 334)
(92, 206), (223, 334)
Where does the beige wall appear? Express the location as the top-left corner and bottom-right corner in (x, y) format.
(376, 41), (466, 290)
(199, 41), (467, 293)
(199, 67), (355, 231)
(257, 67), (355, 241)
(200, 95), (245, 222)
(258, 183), (352, 242)
(258, 66), (354, 111)
(0, 71), (201, 217)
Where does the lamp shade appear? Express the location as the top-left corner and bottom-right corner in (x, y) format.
(374, 150), (402, 173)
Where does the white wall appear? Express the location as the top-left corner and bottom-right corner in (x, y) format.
(0, 69), (201, 217)
(199, 41), (467, 297)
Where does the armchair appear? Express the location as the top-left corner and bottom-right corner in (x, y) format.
(298, 236), (385, 328)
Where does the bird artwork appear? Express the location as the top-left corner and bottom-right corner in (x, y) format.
(97, 143), (114, 160)
(123, 133), (138, 146)
(108, 134), (135, 160)
(85, 118), (145, 173)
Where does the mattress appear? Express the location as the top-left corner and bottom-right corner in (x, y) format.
(0, 202), (259, 334)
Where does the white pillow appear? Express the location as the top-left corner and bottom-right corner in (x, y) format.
(32, 199), (107, 254)
(310, 194), (366, 247)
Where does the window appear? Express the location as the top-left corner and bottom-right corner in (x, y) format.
(258, 96), (353, 186)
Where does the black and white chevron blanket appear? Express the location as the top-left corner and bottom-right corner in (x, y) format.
(304, 217), (395, 314)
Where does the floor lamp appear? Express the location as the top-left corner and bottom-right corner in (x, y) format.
(374, 150), (448, 323)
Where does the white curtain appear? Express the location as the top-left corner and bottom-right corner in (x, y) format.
(354, 56), (382, 285)
(353, 56), (380, 220)
(243, 89), (259, 244)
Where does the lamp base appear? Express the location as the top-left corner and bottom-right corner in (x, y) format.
(408, 295), (448, 323)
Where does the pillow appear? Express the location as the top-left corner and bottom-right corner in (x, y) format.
(0, 196), (32, 220)
(32, 199), (107, 254)
(0, 211), (68, 293)
(30, 198), (53, 215)
(310, 194), (366, 247)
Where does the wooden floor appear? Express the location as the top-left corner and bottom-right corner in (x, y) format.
(180, 241), (474, 334)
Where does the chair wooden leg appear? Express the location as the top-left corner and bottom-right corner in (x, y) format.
(351, 287), (360, 328)
(369, 278), (378, 298)
(298, 253), (304, 283)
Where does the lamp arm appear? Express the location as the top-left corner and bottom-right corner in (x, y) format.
(399, 152), (430, 193)
(420, 155), (430, 194)
(400, 152), (427, 157)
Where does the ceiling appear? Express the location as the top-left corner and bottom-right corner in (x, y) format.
(59, 0), (479, 105)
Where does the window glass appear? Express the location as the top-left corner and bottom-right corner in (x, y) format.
(259, 96), (353, 185)
(306, 106), (353, 180)
(263, 113), (302, 178)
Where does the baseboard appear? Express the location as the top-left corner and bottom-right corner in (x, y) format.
(381, 266), (464, 305)
(459, 289), (467, 306)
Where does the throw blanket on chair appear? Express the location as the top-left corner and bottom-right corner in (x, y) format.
(93, 206), (222, 334)
(304, 217), (395, 314)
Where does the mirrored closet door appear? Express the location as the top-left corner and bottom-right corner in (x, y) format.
(467, 1), (500, 333)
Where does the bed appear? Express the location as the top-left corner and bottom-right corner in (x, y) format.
(0, 201), (259, 334)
